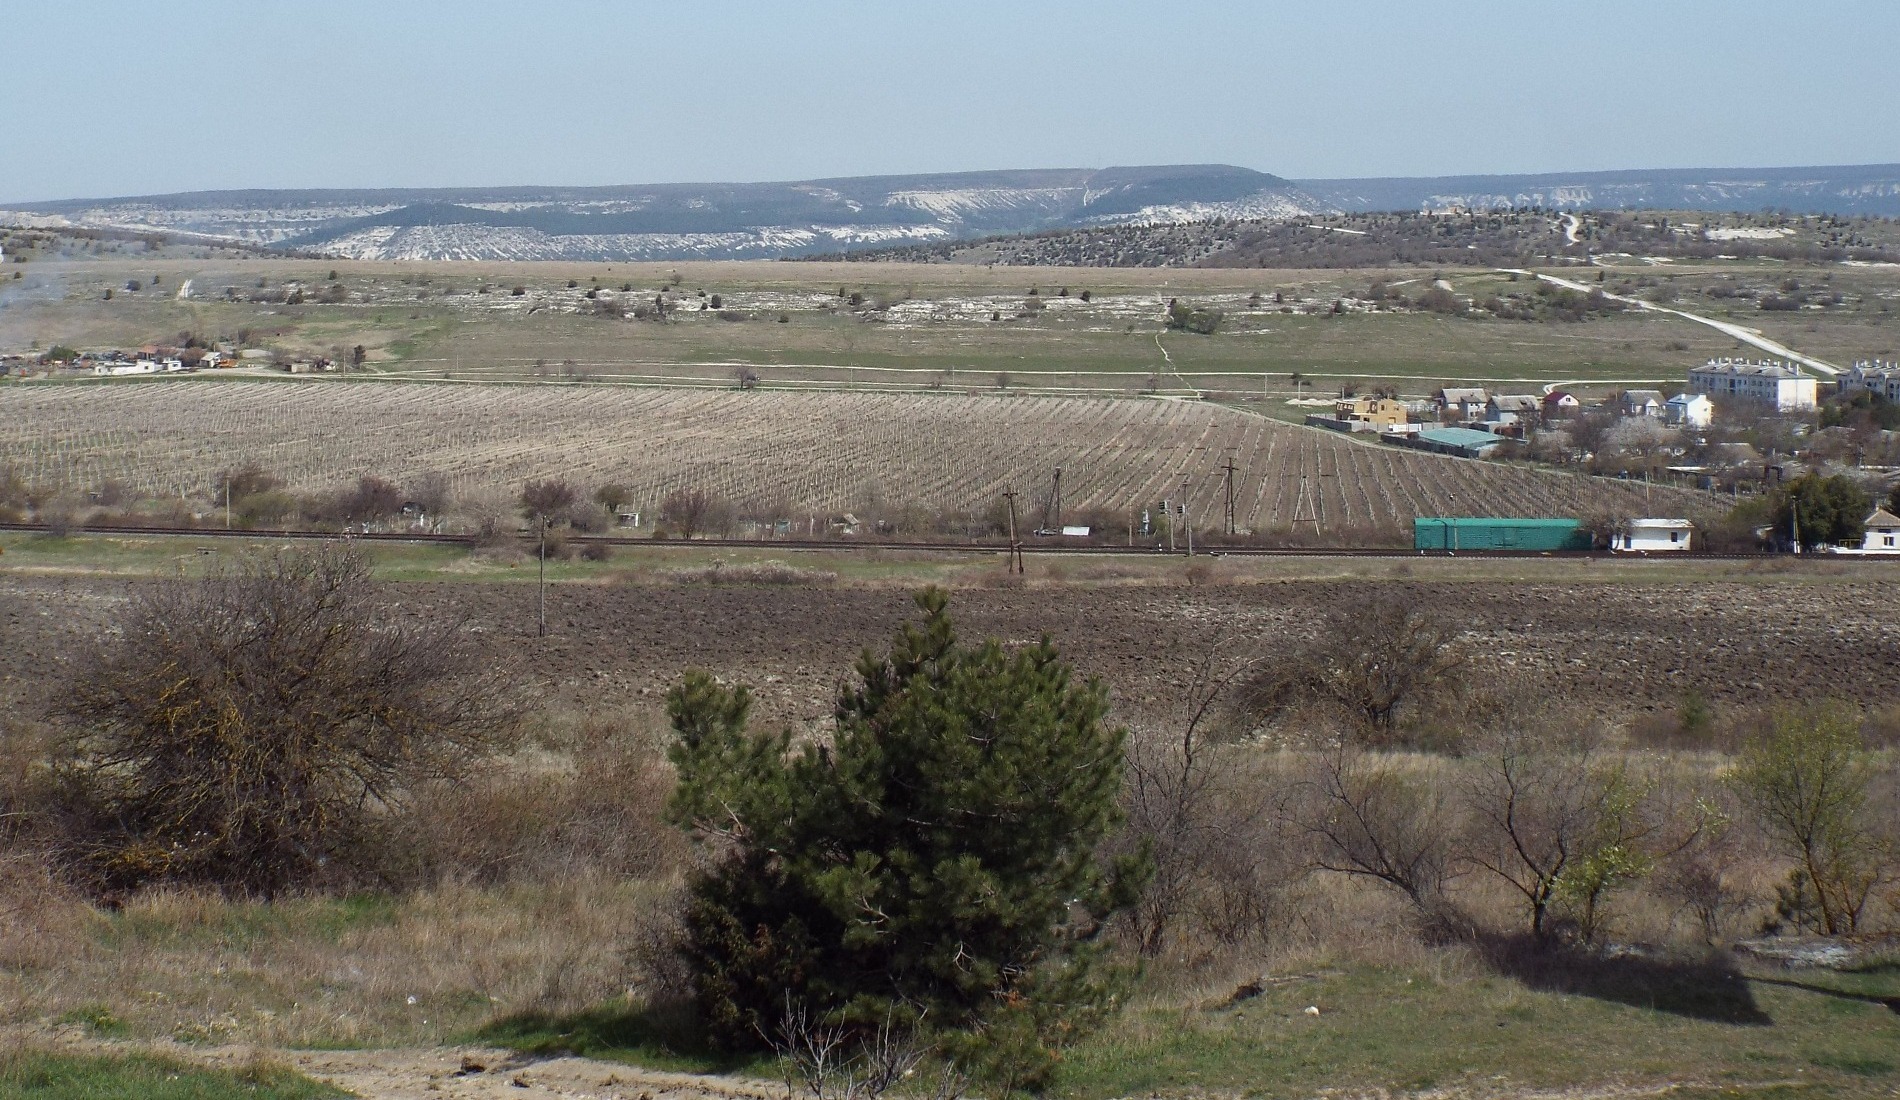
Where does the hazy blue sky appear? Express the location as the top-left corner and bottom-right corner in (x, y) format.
(6, 0), (1898, 201)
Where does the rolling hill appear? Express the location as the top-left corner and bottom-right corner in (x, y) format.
(4, 163), (1898, 262)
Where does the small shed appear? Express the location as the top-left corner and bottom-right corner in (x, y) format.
(1612, 518), (1694, 552)
(1413, 518), (1592, 551)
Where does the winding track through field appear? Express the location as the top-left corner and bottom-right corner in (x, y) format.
(1499, 268), (1840, 376)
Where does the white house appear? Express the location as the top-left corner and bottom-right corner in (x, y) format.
(1542, 391), (1580, 417)
(1828, 507), (1900, 555)
(1665, 392), (1714, 429)
(1611, 517), (1694, 552)
(1687, 358), (1819, 410)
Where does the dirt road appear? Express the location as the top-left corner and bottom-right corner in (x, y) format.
(1500, 267), (1840, 375)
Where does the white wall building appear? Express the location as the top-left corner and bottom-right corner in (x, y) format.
(1687, 358), (1818, 410)
(1828, 507), (1900, 555)
(1836, 360), (1900, 403)
(1665, 392), (1714, 428)
(1611, 518), (1694, 552)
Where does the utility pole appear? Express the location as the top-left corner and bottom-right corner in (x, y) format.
(224, 475), (231, 530)
(537, 516), (549, 637)
(1163, 497), (1174, 553)
(1181, 475), (1193, 557)
(1002, 488), (1024, 573)
(1221, 453), (1238, 536)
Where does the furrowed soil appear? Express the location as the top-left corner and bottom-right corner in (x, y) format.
(6, 572), (1896, 729)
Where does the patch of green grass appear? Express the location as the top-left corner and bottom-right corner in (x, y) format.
(52, 1006), (125, 1038)
(0, 1050), (344, 1099)
(475, 1001), (767, 1076)
(1052, 961), (1900, 1100)
(1806, 1051), (1896, 1077)
(98, 892), (400, 952)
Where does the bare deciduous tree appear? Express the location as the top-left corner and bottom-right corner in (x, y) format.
(1121, 624), (1290, 955)
(661, 487), (731, 539)
(342, 476), (403, 524)
(520, 479), (578, 524)
(1460, 731), (1676, 942)
(409, 471), (452, 519)
(592, 482), (632, 518)
(1300, 746), (1466, 934)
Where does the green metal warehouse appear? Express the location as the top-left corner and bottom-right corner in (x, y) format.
(1413, 517), (1592, 551)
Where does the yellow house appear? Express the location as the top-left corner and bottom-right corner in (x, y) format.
(1334, 396), (1409, 429)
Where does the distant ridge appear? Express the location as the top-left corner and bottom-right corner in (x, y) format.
(4, 163), (1897, 261)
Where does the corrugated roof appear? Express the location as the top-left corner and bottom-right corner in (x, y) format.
(1416, 517), (1582, 528)
(1417, 427), (1503, 446)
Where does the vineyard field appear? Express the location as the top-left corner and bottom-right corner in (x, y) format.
(0, 381), (1709, 538)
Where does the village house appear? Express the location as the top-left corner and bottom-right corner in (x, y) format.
(1620, 390), (1666, 418)
(1665, 392), (1714, 429)
(1435, 387), (1489, 422)
(1611, 518), (1694, 552)
(1687, 358), (1819, 410)
(1307, 395), (1412, 434)
(1542, 391), (1580, 417)
(1485, 394), (1542, 427)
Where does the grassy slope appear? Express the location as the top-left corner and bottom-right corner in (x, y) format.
(1057, 959), (1900, 1099)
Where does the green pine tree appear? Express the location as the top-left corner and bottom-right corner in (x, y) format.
(1772, 472), (1870, 550)
(665, 588), (1147, 1090)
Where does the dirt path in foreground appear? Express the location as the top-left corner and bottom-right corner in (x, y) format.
(7, 1033), (779, 1100)
(277, 1046), (779, 1100)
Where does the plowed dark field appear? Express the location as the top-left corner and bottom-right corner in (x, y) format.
(7, 574), (1898, 732)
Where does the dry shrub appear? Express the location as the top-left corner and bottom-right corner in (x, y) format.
(0, 848), (95, 979)
(1239, 595), (1473, 750)
(398, 711), (686, 887)
(1071, 562), (1143, 583)
(60, 544), (519, 899)
(1183, 560), (1236, 586)
(670, 560), (836, 586)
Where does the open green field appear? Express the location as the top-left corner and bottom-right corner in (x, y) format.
(7, 256), (1893, 398)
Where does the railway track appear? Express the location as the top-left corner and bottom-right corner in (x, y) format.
(0, 522), (1786, 560)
